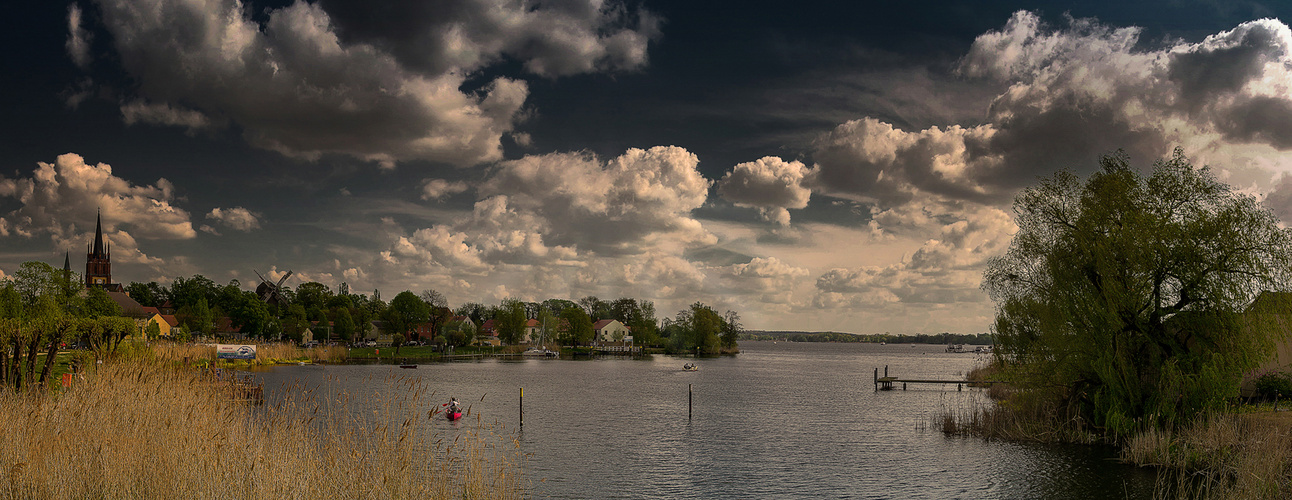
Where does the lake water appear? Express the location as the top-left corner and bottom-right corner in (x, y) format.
(252, 341), (1156, 499)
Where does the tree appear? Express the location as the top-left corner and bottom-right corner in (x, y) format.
(558, 307), (594, 346)
(144, 321), (161, 340)
(628, 300), (660, 346)
(677, 302), (723, 354)
(984, 149), (1292, 437)
(84, 287), (122, 318)
(393, 333), (406, 355)
(721, 310), (742, 349)
(495, 299), (527, 345)
(332, 308), (356, 343)
(169, 275), (218, 310)
(386, 291), (429, 336)
(125, 281), (166, 307)
(419, 289), (447, 309)
(176, 298), (214, 336)
(295, 282), (333, 312)
(578, 296), (610, 320)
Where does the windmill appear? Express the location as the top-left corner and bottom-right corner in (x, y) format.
(255, 269), (292, 306)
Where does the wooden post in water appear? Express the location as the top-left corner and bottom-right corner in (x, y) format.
(873, 367), (878, 391)
(689, 384), (693, 420)
(520, 387), (524, 428)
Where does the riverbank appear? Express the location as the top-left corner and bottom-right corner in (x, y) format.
(942, 362), (1292, 498)
(0, 355), (525, 499)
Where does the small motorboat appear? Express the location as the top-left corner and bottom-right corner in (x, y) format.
(399, 365), (417, 369)
(683, 363), (699, 371)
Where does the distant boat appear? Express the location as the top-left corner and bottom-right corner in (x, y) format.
(879, 342), (885, 346)
(683, 363), (699, 371)
(523, 347), (558, 357)
(400, 365), (417, 369)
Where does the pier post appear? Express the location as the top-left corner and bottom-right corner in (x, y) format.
(884, 365), (888, 377)
(873, 367), (878, 391)
(520, 387), (524, 428)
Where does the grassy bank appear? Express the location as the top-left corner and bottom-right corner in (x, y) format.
(0, 357), (525, 499)
(938, 362), (1292, 498)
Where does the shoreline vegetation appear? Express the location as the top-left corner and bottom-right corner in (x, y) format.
(942, 359), (1292, 498)
(937, 151), (1292, 498)
(0, 343), (525, 499)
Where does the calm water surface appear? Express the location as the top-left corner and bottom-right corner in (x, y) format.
(253, 341), (1155, 499)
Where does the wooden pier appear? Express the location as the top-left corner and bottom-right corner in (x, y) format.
(873, 366), (1000, 391)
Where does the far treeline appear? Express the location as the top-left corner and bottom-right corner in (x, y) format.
(742, 331), (993, 345)
(117, 277), (741, 355)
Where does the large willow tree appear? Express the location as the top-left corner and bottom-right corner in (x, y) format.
(984, 149), (1292, 438)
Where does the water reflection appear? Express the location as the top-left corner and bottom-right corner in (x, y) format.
(252, 341), (1156, 499)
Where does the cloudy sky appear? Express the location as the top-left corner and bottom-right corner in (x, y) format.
(5, 0), (1292, 334)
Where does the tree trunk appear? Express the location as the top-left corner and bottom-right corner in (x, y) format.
(0, 344), (8, 386)
(38, 340), (59, 387)
(12, 339), (24, 391)
(25, 336), (40, 390)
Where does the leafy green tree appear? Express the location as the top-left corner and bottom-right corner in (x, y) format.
(84, 287), (122, 318)
(628, 300), (660, 346)
(495, 299), (527, 345)
(295, 282), (333, 311)
(169, 275), (218, 310)
(144, 321), (161, 340)
(225, 289), (272, 339)
(11, 261), (60, 309)
(176, 298), (214, 336)
(332, 308), (356, 343)
(984, 149), (1292, 437)
(721, 310), (742, 349)
(125, 281), (166, 307)
(678, 302), (723, 354)
(386, 291), (429, 336)
(393, 333), (406, 355)
(455, 302), (489, 326)
(541, 299), (578, 317)
(558, 307), (594, 346)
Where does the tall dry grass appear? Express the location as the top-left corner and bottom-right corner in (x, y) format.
(151, 342), (348, 364)
(0, 359), (524, 499)
(1124, 412), (1292, 499)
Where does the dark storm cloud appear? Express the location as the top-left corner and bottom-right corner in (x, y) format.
(77, 0), (658, 168)
(316, 0), (661, 77)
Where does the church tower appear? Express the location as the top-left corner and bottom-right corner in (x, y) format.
(85, 212), (112, 288)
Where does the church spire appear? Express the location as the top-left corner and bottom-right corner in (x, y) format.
(92, 210), (105, 258)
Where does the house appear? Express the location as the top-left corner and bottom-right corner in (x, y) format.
(366, 321), (394, 346)
(476, 319), (501, 346)
(593, 319), (630, 342)
(523, 318), (541, 344)
(214, 317), (243, 339)
(105, 291), (147, 318)
(144, 311), (178, 337)
(1244, 291), (1292, 395)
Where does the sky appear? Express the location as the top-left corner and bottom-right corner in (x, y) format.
(6, 0), (1292, 334)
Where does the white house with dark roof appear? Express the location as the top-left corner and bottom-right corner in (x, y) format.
(593, 319), (630, 342)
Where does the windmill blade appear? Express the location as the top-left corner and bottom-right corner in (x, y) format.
(254, 269), (270, 284)
(276, 270), (293, 288)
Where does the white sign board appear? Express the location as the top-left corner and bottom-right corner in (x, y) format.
(216, 344), (257, 360)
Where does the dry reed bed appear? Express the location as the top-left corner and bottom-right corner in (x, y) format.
(0, 360), (523, 499)
(936, 386), (1291, 498)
